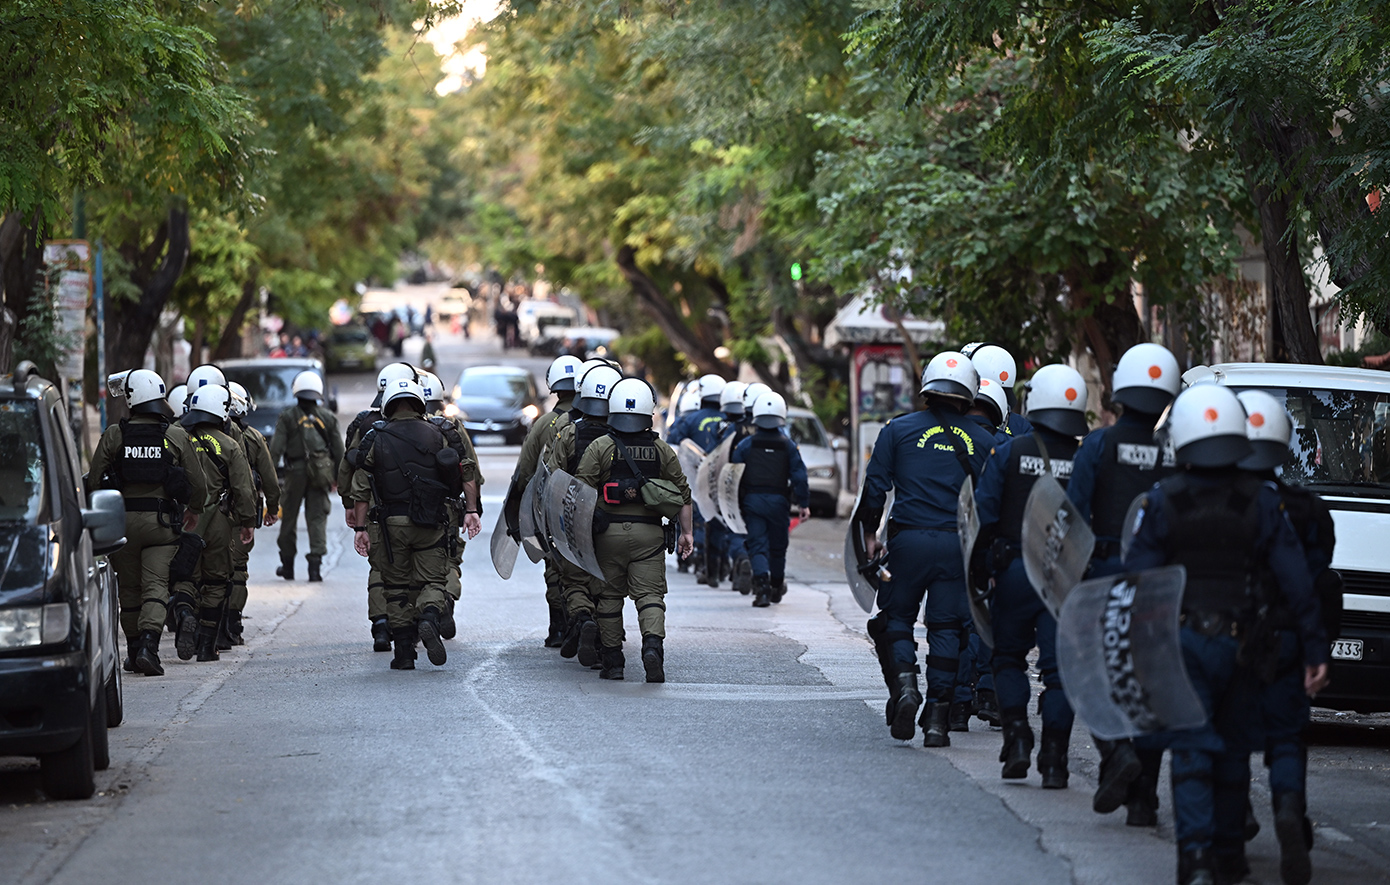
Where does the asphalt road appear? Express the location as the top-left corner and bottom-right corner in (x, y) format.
(4, 311), (1389, 885)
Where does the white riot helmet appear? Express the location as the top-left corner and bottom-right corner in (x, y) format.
(546, 355), (584, 393)
(698, 373), (726, 406)
(1025, 364), (1089, 437)
(382, 378), (426, 413)
(126, 369), (173, 417)
(167, 384), (189, 416)
(967, 344), (1018, 390)
(375, 362), (417, 408)
(1236, 390), (1293, 471)
(973, 376), (1007, 427)
(227, 381), (251, 418)
(1113, 343), (1181, 415)
(919, 351), (978, 408)
(1167, 384), (1252, 467)
(608, 378), (656, 433)
(742, 381), (770, 412)
(752, 391), (789, 429)
(577, 366), (623, 417)
(721, 381), (748, 417)
(418, 370), (446, 405)
(182, 384), (232, 427)
(677, 385), (701, 416)
(186, 364), (226, 391)
(292, 370), (324, 401)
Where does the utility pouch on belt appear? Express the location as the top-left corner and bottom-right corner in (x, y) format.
(664, 521), (676, 554)
(602, 477), (643, 505)
(613, 439), (684, 519)
(170, 532), (207, 582)
(592, 508), (612, 535)
(405, 471), (450, 528)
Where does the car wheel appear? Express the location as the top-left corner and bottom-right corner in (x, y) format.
(91, 688), (110, 771)
(105, 659), (124, 728)
(39, 695), (98, 799)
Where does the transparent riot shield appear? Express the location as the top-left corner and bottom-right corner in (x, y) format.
(489, 507), (520, 580)
(677, 440), (704, 500)
(1056, 566), (1206, 741)
(957, 476), (993, 647)
(1021, 475), (1096, 619)
(843, 479), (892, 613)
(716, 463), (747, 534)
(517, 467), (548, 564)
(692, 436), (733, 523)
(543, 468), (606, 581)
(1119, 493), (1147, 564)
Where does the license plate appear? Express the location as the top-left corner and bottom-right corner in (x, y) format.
(1331, 639), (1364, 661)
(472, 433), (506, 445)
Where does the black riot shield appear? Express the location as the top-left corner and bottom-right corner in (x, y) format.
(957, 476), (993, 647)
(716, 463), (748, 535)
(1056, 566), (1206, 741)
(543, 468), (606, 581)
(1021, 475), (1096, 619)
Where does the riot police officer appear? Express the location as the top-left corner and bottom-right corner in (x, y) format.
(856, 352), (995, 745)
(576, 379), (694, 682)
(546, 364), (623, 666)
(974, 364), (1088, 785)
(181, 384), (258, 662)
(225, 382), (280, 647)
(506, 355), (584, 646)
(1067, 342), (1181, 823)
(718, 381), (753, 593)
(731, 391), (809, 607)
(964, 343), (1031, 438)
(88, 370), (208, 676)
(670, 374), (729, 586)
(1124, 384), (1329, 885)
(271, 371), (343, 582)
(351, 379), (475, 670)
(422, 370), (483, 640)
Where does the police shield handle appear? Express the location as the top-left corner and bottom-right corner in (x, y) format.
(844, 487), (892, 614)
(958, 476), (993, 648)
(1055, 566), (1207, 741)
(716, 463), (748, 534)
(489, 507), (520, 580)
(1020, 475), (1096, 619)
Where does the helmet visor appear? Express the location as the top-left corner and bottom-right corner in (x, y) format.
(1113, 386), (1174, 416)
(1027, 408), (1089, 438)
(1177, 434), (1253, 468)
(608, 412), (651, 433)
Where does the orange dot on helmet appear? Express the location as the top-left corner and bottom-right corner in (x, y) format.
(1000, 370), (1010, 381)
(1148, 365), (1163, 379)
(1250, 412), (1265, 428)
(980, 378), (991, 387)
(946, 358), (958, 368)
(1065, 388), (1078, 402)
(1204, 408), (1219, 422)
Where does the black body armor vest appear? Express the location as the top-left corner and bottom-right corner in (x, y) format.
(345, 408), (382, 450)
(608, 430), (661, 482)
(367, 419), (449, 507)
(118, 419), (171, 485)
(742, 431), (792, 496)
(569, 418), (610, 473)
(998, 431), (1079, 542)
(1158, 472), (1264, 615)
(1092, 422), (1176, 538)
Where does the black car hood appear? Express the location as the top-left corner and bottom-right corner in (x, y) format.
(455, 396), (521, 421)
(0, 523), (54, 607)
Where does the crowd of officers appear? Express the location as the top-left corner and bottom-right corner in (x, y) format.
(856, 342), (1333, 885)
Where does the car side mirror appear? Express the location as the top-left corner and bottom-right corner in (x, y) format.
(830, 436), (849, 452)
(82, 489), (127, 556)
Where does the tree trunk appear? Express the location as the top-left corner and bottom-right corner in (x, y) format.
(1250, 180), (1323, 364)
(615, 245), (734, 377)
(105, 205), (192, 379)
(1067, 262), (1145, 409)
(213, 265), (259, 361)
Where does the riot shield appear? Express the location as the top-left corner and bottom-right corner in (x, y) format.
(1021, 475), (1096, 619)
(1119, 493), (1146, 564)
(1056, 566), (1206, 741)
(489, 507), (520, 580)
(957, 476), (993, 647)
(716, 463), (748, 535)
(543, 468), (607, 581)
(517, 468), (548, 564)
(677, 440), (704, 499)
(843, 479), (892, 613)
(692, 436), (733, 522)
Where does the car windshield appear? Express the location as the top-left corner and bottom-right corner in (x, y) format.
(331, 326), (370, 344)
(1237, 386), (1390, 488)
(789, 415), (828, 448)
(456, 372), (528, 403)
(223, 365), (309, 407)
(0, 401), (47, 523)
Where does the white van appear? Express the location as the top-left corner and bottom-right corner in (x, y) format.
(1198, 363), (1390, 713)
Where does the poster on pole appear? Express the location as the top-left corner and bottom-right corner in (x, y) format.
(43, 241), (91, 441)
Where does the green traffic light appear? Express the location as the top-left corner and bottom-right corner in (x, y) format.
(790, 262), (802, 281)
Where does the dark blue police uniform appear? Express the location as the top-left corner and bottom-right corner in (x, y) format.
(732, 428), (809, 591)
(671, 404), (730, 580)
(1000, 411), (1032, 439)
(722, 417), (757, 568)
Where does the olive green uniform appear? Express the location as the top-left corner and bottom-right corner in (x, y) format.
(544, 418), (600, 622)
(186, 424), (259, 632)
(230, 420), (280, 617)
(429, 411), (480, 602)
(575, 435), (691, 650)
(340, 409), (387, 621)
(88, 416), (208, 638)
(511, 395), (576, 642)
(271, 401), (344, 572)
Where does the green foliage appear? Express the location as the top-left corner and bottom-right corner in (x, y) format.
(13, 272), (77, 379)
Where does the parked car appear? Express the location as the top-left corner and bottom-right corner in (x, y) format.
(0, 363), (126, 799)
(322, 323), (379, 373)
(1197, 362), (1390, 712)
(516, 299), (579, 347)
(531, 325), (621, 359)
(220, 358), (336, 442)
(446, 365), (541, 446)
(787, 406), (847, 516)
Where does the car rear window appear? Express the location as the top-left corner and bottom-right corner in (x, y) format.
(223, 366), (314, 407)
(1237, 386), (1390, 488)
(456, 372), (528, 402)
(0, 400), (47, 523)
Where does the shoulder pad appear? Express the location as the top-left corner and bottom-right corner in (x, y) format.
(370, 420), (388, 431)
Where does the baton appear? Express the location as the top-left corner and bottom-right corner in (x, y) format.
(367, 474), (395, 564)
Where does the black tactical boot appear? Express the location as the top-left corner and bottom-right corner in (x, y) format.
(371, 617), (393, 652)
(599, 647), (626, 680)
(770, 579), (787, 603)
(276, 559), (294, 581)
(559, 617), (582, 659)
(677, 557), (689, 574)
(1212, 850), (1250, 885)
(123, 636), (139, 673)
(1037, 729), (1070, 789)
(439, 598), (457, 641)
(134, 630), (164, 676)
(577, 618), (601, 667)
(641, 635), (665, 684)
(732, 556), (753, 595)
(973, 689), (1000, 727)
(391, 628), (418, 670)
(1178, 848), (1217, 885)
(306, 555), (323, 582)
(948, 701), (972, 733)
(888, 670), (922, 741)
(921, 702), (951, 748)
(216, 617), (234, 651)
(752, 574), (772, 608)
(1273, 792), (1313, 885)
(544, 604), (565, 648)
(417, 609), (448, 666)
(1000, 716), (1033, 779)
(1094, 739), (1142, 813)
(588, 643), (607, 670)
(226, 609), (245, 646)
(195, 624), (220, 662)
(174, 607), (198, 661)
(703, 548), (721, 588)
(1126, 770), (1160, 827)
